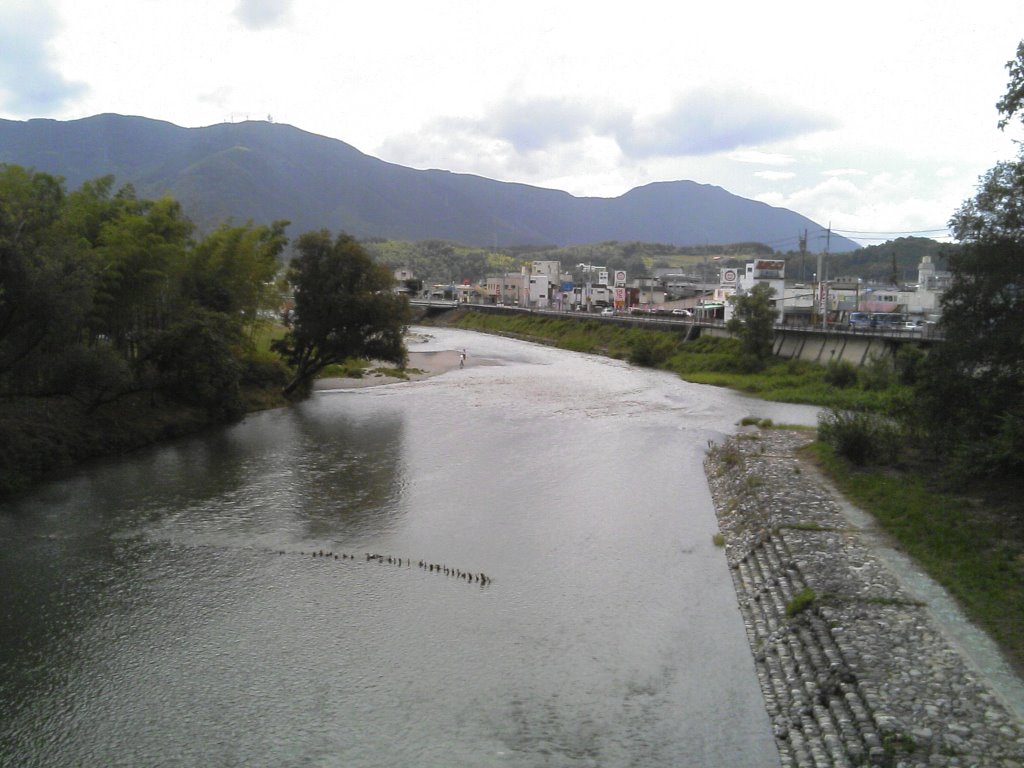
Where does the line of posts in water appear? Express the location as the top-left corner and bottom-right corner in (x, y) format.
(282, 549), (492, 586)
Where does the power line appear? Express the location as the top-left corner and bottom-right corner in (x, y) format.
(831, 227), (950, 236)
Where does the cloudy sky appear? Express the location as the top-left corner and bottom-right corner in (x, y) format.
(2, 0), (1023, 249)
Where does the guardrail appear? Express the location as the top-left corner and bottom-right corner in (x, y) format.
(411, 301), (942, 340)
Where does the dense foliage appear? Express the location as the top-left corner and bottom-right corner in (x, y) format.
(0, 165), (288, 414)
(0, 165), (295, 494)
(911, 42), (1024, 480)
(274, 231), (410, 397)
(726, 283), (777, 371)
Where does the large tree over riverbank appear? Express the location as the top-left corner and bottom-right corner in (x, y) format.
(273, 231), (409, 397)
(914, 41), (1024, 479)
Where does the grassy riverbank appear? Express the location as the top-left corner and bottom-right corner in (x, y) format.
(435, 308), (1024, 673)
(807, 442), (1024, 673)
(446, 309), (905, 411)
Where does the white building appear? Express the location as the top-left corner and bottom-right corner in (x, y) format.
(528, 273), (551, 308)
(724, 259), (787, 322)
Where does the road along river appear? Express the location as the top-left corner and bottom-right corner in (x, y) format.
(0, 327), (820, 767)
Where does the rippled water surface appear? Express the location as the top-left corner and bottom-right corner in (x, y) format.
(0, 328), (820, 767)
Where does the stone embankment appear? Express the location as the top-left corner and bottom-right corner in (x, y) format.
(705, 429), (1024, 768)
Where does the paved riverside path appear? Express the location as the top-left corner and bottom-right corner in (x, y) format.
(705, 430), (1024, 768)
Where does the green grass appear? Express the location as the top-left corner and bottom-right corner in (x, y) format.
(786, 587), (817, 617)
(807, 441), (1024, 673)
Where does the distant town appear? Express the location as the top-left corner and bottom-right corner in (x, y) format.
(396, 253), (947, 332)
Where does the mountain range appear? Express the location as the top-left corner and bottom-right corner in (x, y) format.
(0, 113), (859, 252)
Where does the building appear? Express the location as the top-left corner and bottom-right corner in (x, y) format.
(722, 259), (787, 322)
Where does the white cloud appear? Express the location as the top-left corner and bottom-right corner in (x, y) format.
(822, 169), (866, 177)
(728, 150), (795, 166)
(617, 89), (835, 158)
(755, 171), (797, 181)
(0, 0), (85, 114)
(378, 88), (830, 193)
(234, 0), (292, 29)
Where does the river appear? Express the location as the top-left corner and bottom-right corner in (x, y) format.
(0, 327), (821, 767)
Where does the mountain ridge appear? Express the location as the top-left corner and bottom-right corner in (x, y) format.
(0, 113), (859, 252)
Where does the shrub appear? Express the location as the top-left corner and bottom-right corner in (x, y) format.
(628, 334), (675, 367)
(860, 353), (895, 391)
(786, 587), (816, 617)
(894, 344), (926, 386)
(824, 360), (859, 389)
(817, 408), (902, 466)
(143, 310), (244, 421)
(240, 356), (290, 389)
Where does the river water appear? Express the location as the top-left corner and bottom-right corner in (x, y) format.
(0, 327), (820, 767)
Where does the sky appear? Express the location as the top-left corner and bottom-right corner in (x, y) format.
(2, 1), (1024, 251)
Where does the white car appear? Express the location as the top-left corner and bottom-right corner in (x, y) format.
(600, 307), (615, 316)
(671, 308), (693, 317)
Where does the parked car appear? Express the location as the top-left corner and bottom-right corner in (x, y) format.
(671, 308), (693, 317)
(600, 307), (615, 316)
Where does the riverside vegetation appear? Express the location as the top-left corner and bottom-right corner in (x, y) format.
(0, 168), (403, 497)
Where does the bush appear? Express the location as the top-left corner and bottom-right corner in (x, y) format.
(628, 334), (675, 367)
(240, 356), (290, 389)
(860, 354), (895, 391)
(786, 587), (816, 617)
(894, 344), (925, 386)
(143, 310), (244, 421)
(824, 360), (859, 389)
(817, 408), (902, 466)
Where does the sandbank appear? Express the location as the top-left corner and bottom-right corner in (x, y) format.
(313, 349), (483, 390)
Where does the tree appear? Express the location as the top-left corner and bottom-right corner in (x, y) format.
(142, 308), (245, 420)
(996, 40), (1024, 131)
(91, 195), (193, 357)
(183, 220), (289, 340)
(0, 166), (94, 390)
(913, 40), (1024, 478)
(273, 231), (410, 397)
(726, 283), (777, 371)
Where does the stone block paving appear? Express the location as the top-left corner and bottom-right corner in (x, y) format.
(705, 430), (1024, 767)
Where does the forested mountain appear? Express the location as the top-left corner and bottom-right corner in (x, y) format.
(0, 114), (860, 252)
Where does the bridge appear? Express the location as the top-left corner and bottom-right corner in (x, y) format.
(408, 298), (461, 317)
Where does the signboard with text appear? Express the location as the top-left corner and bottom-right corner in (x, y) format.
(752, 259), (786, 279)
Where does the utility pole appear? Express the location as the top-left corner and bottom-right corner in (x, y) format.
(799, 229), (807, 283)
(819, 224), (831, 331)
